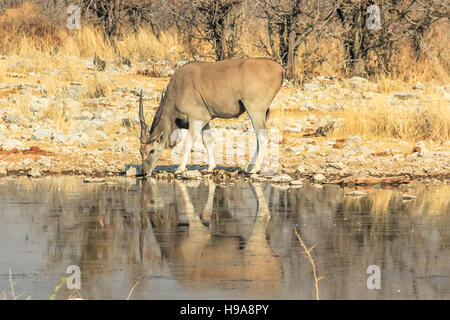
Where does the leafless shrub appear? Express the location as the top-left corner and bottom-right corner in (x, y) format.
(77, 0), (159, 39)
(256, 0), (341, 80)
(336, 0), (450, 76)
(161, 0), (244, 60)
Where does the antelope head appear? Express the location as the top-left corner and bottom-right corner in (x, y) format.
(139, 90), (167, 176)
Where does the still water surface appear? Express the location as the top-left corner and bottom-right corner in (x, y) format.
(0, 176), (449, 299)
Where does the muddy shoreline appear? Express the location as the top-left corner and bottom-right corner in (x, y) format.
(1, 165), (448, 186)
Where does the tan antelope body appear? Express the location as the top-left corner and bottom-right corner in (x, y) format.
(139, 58), (283, 175)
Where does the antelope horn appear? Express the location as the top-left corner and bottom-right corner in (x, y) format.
(139, 90), (149, 144)
(160, 86), (167, 103)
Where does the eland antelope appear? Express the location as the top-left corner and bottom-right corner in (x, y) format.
(139, 58), (283, 175)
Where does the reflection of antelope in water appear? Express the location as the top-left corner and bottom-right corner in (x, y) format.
(141, 179), (282, 295)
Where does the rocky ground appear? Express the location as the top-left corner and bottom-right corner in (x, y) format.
(0, 55), (449, 185)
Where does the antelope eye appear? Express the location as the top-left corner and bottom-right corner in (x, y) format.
(150, 149), (155, 154)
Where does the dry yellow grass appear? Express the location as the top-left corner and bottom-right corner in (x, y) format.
(82, 75), (111, 99)
(15, 94), (33, 118)
(0, 60), (7, 83)
(335, 95), (450, 142)
(40, 101), (72, 134)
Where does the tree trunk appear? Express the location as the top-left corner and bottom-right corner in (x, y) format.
(285, 28), (297, 80)
(349, 4), (366, 76)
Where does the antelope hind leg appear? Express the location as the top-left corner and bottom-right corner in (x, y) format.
(201, 123), (216, 172)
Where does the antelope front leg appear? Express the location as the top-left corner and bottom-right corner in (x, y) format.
(175, 132), (193, 175)
(175, 120), (203, 175)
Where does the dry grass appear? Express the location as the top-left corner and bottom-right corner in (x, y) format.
(102, 119), (123, 136)
(56, 26), (181, 62)
(40, 101), (72, 133)
(335, 95), (450, 142)
(57, 61), (82, 83)
(0, 59), (7, 82)
(15, 94), (33, 118)
(82, 75), (111, 99)
(0, 2), (64, 54)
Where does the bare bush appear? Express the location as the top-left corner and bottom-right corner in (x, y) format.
(77, 0), (159, 38)
(336, 0), (450, 76)
(256, 0), (340, 80)
(162, 0), (243, 60)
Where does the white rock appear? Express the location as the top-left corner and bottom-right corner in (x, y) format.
(415, 141), (426, 149)
(93, 112), (107, 120)
(303, 83), (320, 92)
(0, 139), (22, 150)
(362, 92), (375, 99)
(326, 162), (344, 170)
(290, 179), (304, 186)
(392, 154), (404, 161)
(39, 157), (52, 167)
(28, 168), (41, 177)
(412, 82), (424, 90)
(8, 124), (20, 131)
(406, 153), (420, 162)
(29, 97), (49, 113)
(271, 174), (292, 183)
(297, 165), (306, 174)
(95, 130), (109, 141)
(52, 133), (67, 143)
(305, 144), (319, 152)
(181, 170), (202, 179)
(159, 66), (175, 77)
(32, 128), (53, 140)
(312, 183), (324, 188)
(347, 76), (368, 90)
(313, 173), (327, 183)
(117, 128), (127, 135)
(126, 167), (138, 177)
(347, 135), (362, 144)
(114, 141), (131, 154)
(418, 147), (431, 157)
(75, 111), (93, 120)
(2, 113), (26, 126)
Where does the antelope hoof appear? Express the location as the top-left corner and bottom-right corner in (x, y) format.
(175, 168), (186, 178)
(247, 165), (261, 175)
